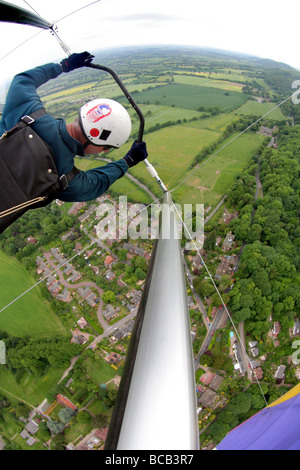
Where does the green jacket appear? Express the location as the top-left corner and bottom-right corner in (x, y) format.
(0, 63), (128, 202)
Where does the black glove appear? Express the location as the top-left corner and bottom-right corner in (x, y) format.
(60, 51), (94, 73)
(123, 140), (148, 168)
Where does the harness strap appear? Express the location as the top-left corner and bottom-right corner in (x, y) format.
(0, 197), (47, 218)
(0, 109), (81, 218)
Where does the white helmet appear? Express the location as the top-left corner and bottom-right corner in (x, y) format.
(79, 98), (132, 148)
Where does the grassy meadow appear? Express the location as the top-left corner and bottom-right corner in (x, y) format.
(0, 365), (65, 407)
(234, 100), (286, 120)
(0, 251), (66, 338)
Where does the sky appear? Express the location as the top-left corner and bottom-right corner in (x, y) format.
(1, 0), (300, 89)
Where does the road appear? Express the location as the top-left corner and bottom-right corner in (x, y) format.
(255, 158), (263, 200)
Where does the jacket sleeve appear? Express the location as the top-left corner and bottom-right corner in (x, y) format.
(2, 63), (62, 116)
(59, 159), (129, 202)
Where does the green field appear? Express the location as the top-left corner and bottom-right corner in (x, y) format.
(0, 251), (66, 338)
(0, 365), (65, 407)
(119, 125), (221, 196)
(174, 73), (244, 92)
(172, 132), (266, 205)
(234, 100), (286, 120)
(127, 83), (248, 112)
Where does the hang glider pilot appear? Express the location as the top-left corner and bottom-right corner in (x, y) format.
(0, 51), (148, 202)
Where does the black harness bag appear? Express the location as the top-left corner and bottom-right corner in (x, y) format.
(0, 108), (78, 233)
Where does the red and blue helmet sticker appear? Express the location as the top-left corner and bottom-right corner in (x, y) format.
(86, 103), (112, 123)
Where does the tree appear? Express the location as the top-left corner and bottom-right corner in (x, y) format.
(91, 414), (109, 428)
(227, 392), (252, 416)
(118, 248), (127, 261)
(101, 290), (116, 304)
(47, 419), (65, 435)
(204, 230), (217, 251)
(135, 267), (146, 280)
(58, 407), (76, 424)
(76, 410), (91, 424)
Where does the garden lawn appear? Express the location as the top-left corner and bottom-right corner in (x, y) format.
(0, 365), (65, 407)
(0, 251), (66, 338)
(84, 355), (116, 385)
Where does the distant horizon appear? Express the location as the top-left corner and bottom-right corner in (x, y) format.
(1, 43), (299, 101)
(92, 44), (298, 70)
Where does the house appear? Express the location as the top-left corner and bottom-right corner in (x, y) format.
(275, 365), (286, 383)
(20, 429), (30, 440)
(69, 271), (82, 283)
(56, 394), (77, 410)
(71, 328), (89, 345)
(68, 201), (85, 215)
(210, 374), (224, 391)
(258, 125), (277, 137)
(215, 236), (222, 246)
(192, 255), (203, 274)
(104, 255), (114, 266)
(57, 288), (71, 303)
(198, 388), (218, 407)
(64, 263), (74, 276)
(103, 304), (118, 321)
(75, 242), (83, 252)
(95, 427), (108, 442)
(293, 319), (300, 336)
(91, 265), (100, 275)
(112, 319), (135, 341)
(222, 232), (235, 252)
(84, 249), (95, 259)
(86, 293), (97, 307)
(48, 282), (61, 296)
(46, 275), (56, 287)
(73, 333), (87, 345)
(26, 437), (36, 447)
(105, 352), (122, 365)
(250, 347), (260, 357)
(215, 258), (231, 280)
(273, 321), (281, 337)
(25, 420), (39, 435)
(78, 287), (97, 307)
(36, 261), (48, 275)
(78, 287), (92, 299)
(131, 290), (142, 306)
(26, 236), (37, 244)
(253, 367), (264, 380)
(77, 317), (88, 329)
(123, 242), (146, 258)
(106, 270), (116, 281)
(200, 371), (216, 386)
